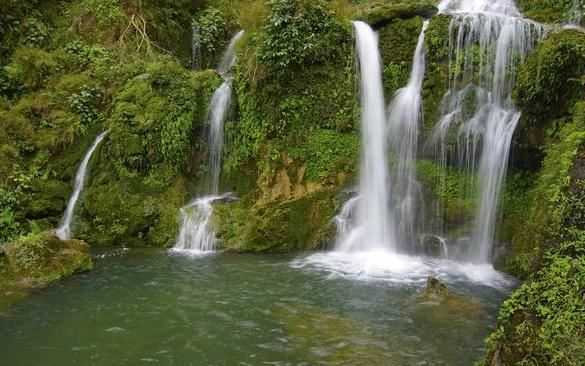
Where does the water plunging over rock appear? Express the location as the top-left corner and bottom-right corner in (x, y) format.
(56, 131), (108, 240)
(172, 31), (243, 254)
(387, 20), (429, 248)
(335, 21), (396, 253)
(430, 0), (546, 263)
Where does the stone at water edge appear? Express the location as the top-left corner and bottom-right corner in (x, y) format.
(417, 277), (484, 318)
(1, 231), (93, 290)
(421, 276), (450, 300)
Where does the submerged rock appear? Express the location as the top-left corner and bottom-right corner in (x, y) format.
(417, 277), (484, 319)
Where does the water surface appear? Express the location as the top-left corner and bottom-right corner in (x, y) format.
(0, 250), (509, 365)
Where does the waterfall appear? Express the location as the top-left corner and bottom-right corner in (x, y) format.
(191, 22), (201, 70)
(387, 20), (429, 248)
(336, 21), (396, 252)
(569, 0), (583, 27)
(56, 131), (108, 240)
(217, 30), (244, 76)
(173, 31), (243, 253)
(430, 0), (545, 263)
(207, 80), (233, 194)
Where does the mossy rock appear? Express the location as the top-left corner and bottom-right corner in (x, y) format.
(214, 190), (338, 252)
(517, 0), (579, 24)
(515, 30), (585, 145)
(0, 231), (92, 290)
(356, 2), (437, 28)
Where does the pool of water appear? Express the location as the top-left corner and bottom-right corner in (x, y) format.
(0, 249), (511, 366)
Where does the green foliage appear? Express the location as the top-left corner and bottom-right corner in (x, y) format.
(509, 103), (585, 276)
(483, 103), (585, 366)
(515, 30), (585, 128)
(226, 53), (357, 172)
(355, 1), (437, 26)
(417, 160), (475, 225)
(107, 61), (220, 174)
(214, 190), (337, 252)
(5, 48), (58, 90)
(0, 188), (22, 244)
(2, 231), (92, 288)
(194, 7), (231, 68)
(485, 253), (585, 366)
(289, 130), (358, 181)
(517, 0), (578, 23)
(258, 0), (348, 75)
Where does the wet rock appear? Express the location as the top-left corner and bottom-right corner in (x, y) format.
(358, 3), (438, 28)
(418, 277), (484, 318)
(421, 277), (450, 300)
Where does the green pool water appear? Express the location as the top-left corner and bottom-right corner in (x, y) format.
(0, 249), (510, 365)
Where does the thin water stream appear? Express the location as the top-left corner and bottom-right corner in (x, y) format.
(0, 250), (509, 366)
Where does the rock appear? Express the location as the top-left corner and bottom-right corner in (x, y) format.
(421, 277), (449, 300)
(1, 231), (93, 290)
(418, 277), (484, 318)
(357, 3), (438, 28)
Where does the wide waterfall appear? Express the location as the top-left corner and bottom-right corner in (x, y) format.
(172, 31), (243, 254)
(336, 21), (396, 252)
(387, 20), (429, 248)
(56, 131), (108, 240)
(431, 0), (545, 263)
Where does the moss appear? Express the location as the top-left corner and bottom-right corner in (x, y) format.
(508, 103), (585, 277)
(483, 254), (585, 366)
(289, 129), (358, 182)
(417, 160), (476, 227)
(517, 0), (578, 24)
(422, 15), (450, 132)
(0, 231), (92, 289)
(356, 1), (437, 27)
(377, 17), (423, 96)
(515, 30), (585, 132)
(483, 103), (585, 366)
(214, 190), (338, 252)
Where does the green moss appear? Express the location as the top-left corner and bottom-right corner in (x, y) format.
(515, 30), (585, 130)
(422, 15), (450, 132)
(484, 254), (585, 366)
(1, 231), (92, 289)
(483, 102), (585, 366)
(517, 0), (578, 23)
(356, 1), (437, 27)
(289, 129), (358, 182)
(378, 17), (423, 96)
(107, 62), (220, 175)
(417, 160), (476, 226)
(214, 190), (338, 252)
(257, 0), (349, 76)
(508, 103), (585, 277)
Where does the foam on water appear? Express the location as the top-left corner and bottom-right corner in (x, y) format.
(291, 251), (514, 289)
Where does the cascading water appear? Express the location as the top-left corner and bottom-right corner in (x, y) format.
(430, 0), (545, 263)
(173, 31), (243, 254)
(387, 20), (429, 248)
(191, 22), (201, 70)
(56, 131), (108, 240)
(569, 0), (583, 27)
(295, 19), (512, 286)
(336, 21), (396, 252)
